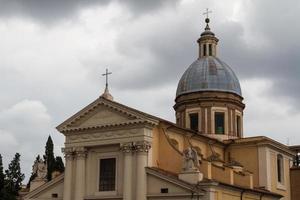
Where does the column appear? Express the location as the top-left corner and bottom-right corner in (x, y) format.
(74, 147), (87, 200)
(62, 147), (74, 200)
(121, 143), (133, 200)
(135, 141), (151, 200)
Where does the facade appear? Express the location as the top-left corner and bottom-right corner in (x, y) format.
(23, 17), (297, 200)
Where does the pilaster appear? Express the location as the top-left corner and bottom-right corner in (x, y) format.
(135, 141), (151, 200)
(62, 147), (74, 200)
(74, 147), (87, 200)
(120, 143), (134, 200)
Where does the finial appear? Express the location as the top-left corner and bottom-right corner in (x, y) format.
(203, 8), (212, 30)
(100, 68), (113, 101)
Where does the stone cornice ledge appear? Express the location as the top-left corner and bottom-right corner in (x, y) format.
(61, 119), (157, 134)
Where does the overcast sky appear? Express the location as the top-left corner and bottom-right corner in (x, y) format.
(0, 0), (300, 182)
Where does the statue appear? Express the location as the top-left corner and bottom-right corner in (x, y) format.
(32, 158), (47, 180)
(179, 147), (203, 184)
(182, 147), (199, 171)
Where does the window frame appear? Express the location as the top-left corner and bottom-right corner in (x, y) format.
(189, 113), (199, 132)
(215, 112), (225, 134)
(235, 110), (243, 137)
(276, 154), (285, 185)
(211, 107), (228, 135)
(203, 44), (207, 56)
(99, 158), (117, 192)
(185, 108), (201, 132)
(96, 154), (119, 196)
(208, 44), (212, 56)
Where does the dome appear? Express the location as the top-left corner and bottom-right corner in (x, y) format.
(176, 56), (242, 98)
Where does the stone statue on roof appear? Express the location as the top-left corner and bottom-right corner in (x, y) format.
(182, 147), (199, 171)
(32, 158), (47, 180)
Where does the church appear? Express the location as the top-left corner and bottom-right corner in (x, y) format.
(23, 14), (299, 200)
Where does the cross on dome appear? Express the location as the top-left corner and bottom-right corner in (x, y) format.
(203, 8), (212, 19)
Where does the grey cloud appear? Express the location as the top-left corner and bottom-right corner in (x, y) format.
(0, 0), (179, 24)
(0, 100), (54, 181)
(102, 0), (300, 109)
(0, 0), (109, 24)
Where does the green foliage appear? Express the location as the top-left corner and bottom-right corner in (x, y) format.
(45, 136), (55, 181)
(54, 156), (64, 173)
(4, 153), (24, 198)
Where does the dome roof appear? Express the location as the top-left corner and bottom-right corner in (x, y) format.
(176, 56), (242, 98)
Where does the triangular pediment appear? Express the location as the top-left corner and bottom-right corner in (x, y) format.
(69, 105), (137, 128)
(57, 97), (159, 133)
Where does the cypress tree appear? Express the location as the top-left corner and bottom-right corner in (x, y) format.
(45, 136), (55, 181)
(5, 153), (25, 197)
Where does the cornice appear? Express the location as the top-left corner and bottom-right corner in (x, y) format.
(61, 119), (156, 135)
(226, 136), (295, 157)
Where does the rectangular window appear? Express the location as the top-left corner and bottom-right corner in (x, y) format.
(203, 44), (207, 56)
(161, 188), (169, 193)
(99, 158), (116, 191)
(277, 155), (284, 183)
(209, 44), (212, 56)
(236, 115), (241, 137)
(215, 112), (225, 134)
(189, 113), (199, 131)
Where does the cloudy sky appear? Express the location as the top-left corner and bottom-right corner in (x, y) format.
(0, 0), (300, 182)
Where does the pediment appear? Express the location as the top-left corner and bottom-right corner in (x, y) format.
(57, 97), (159, 133)
(70, 105), (137, 128)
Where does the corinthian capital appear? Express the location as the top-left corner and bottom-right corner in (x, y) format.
(74, 147), (87, 159)
(135, 141), (151, 153)
(62, 147), (74, 160)
(120, 142), (134, 153)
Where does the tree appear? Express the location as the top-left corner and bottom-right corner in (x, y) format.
(5, 153), (25, 197)
(54, 156), (64, 173)
(45, 136), (55, 181)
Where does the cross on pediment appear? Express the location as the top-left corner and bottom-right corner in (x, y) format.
(102, 68), (112, 88)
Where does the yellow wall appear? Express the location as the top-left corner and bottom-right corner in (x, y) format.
(153, 123), (288, 200)
(157, 127), (182, 174)
(227, 146), (259, 186)
(212, 187), (278, 200)
(151, 127), (160, 167)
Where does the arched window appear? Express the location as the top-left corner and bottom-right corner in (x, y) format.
(277, 154), (284, 183)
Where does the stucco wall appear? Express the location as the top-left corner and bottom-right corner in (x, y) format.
(227, 146), (259, 186)
(158, 128), (182, 174)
